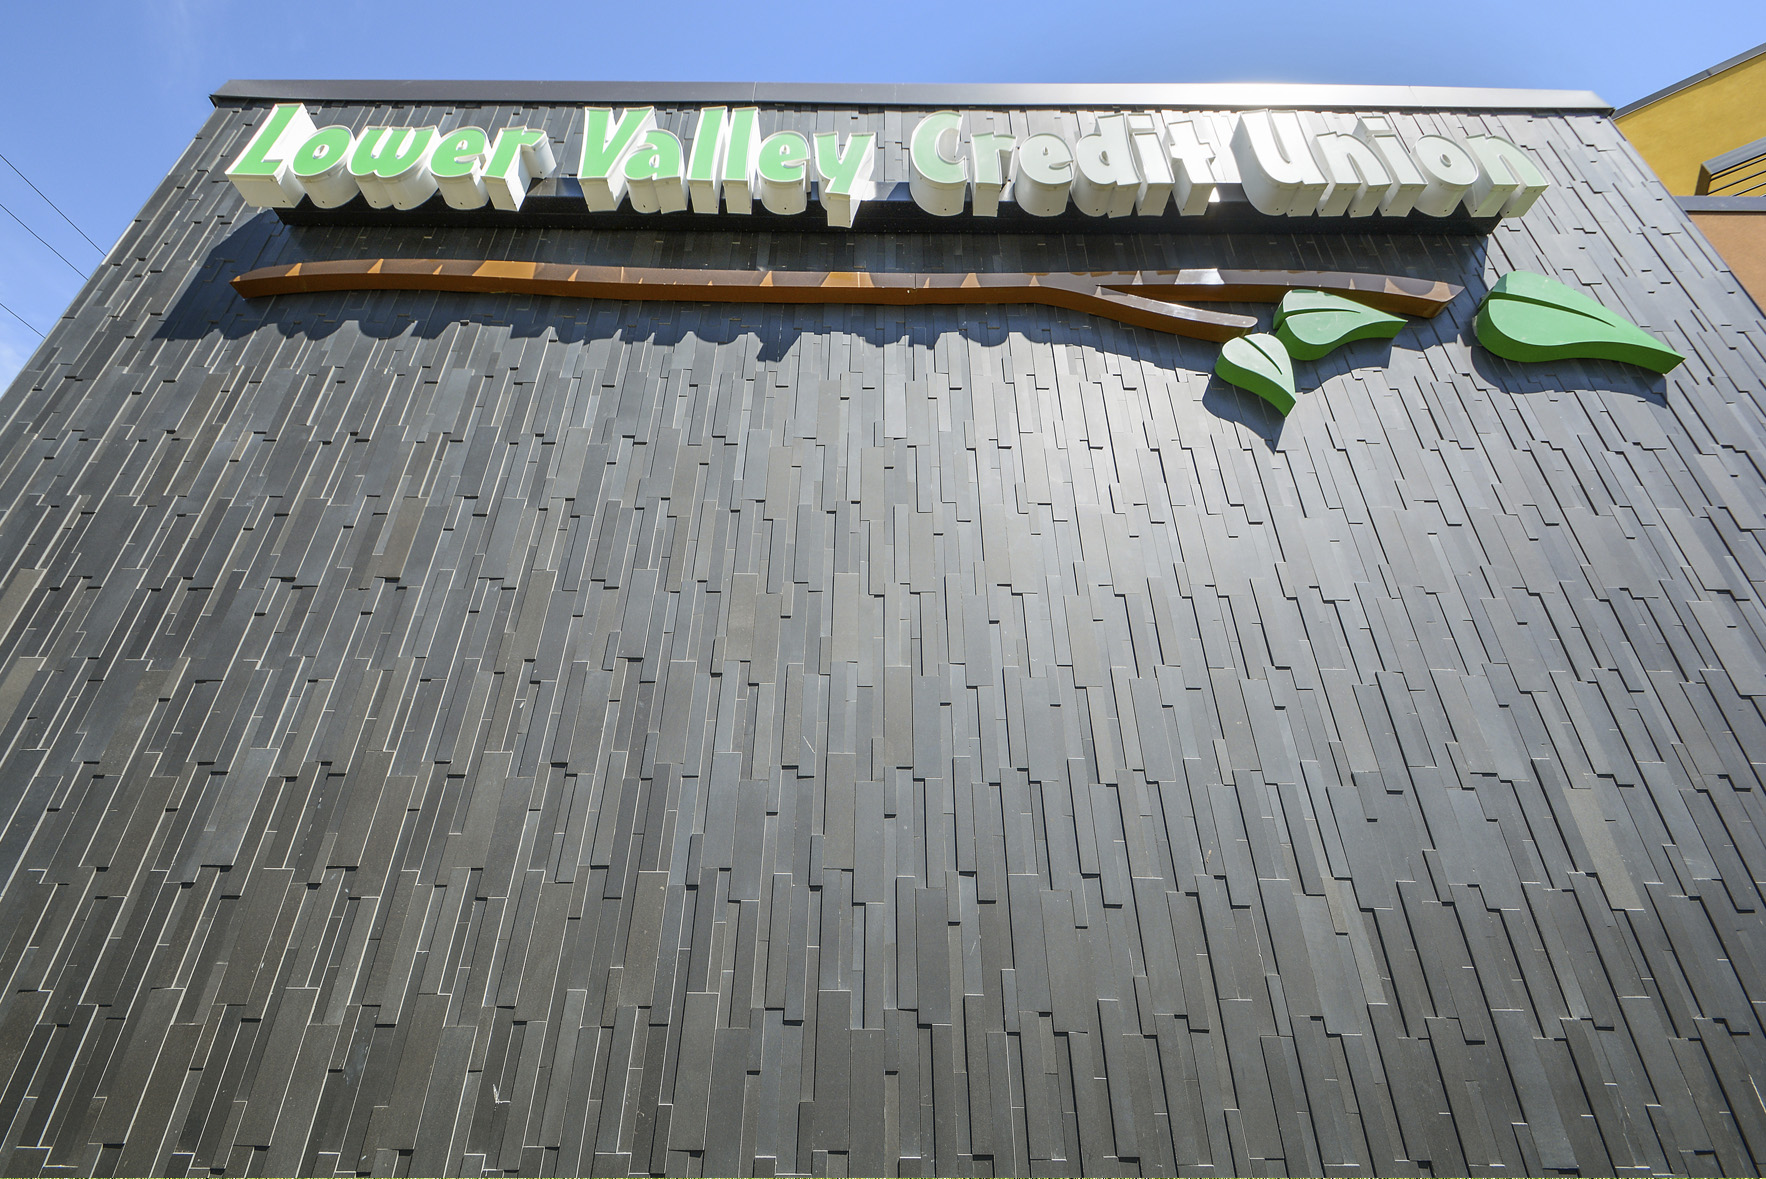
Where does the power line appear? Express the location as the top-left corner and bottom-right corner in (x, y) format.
(0, 299), (43, 338)
(0, 199), (89, 280)
(0, 153), (104, 255)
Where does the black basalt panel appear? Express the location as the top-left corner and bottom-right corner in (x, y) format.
(0, 95), (1761, 1179)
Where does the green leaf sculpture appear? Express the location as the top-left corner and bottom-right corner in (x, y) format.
(1273, 289), (1407, 360)
(1475, 271), (1684, 373)
(1215, 333), (1296, 414)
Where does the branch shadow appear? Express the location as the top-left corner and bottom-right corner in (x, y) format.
(157, 213), (1263, 368)
(155, 212), (1543, 449)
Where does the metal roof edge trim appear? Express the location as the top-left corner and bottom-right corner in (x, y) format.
(1615, 41), (1766, 117)
(1701, 134), (1766, 179)
(1678, 194), (1766, 213)
(210, 78), (1612, 112)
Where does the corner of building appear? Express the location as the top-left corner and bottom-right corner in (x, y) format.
(1617, 42), (1766, 310)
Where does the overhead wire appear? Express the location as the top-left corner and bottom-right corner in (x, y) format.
(0, 153), (105, 255)
(0, 152), (91, 352)
(0, 199), (90, 280)
(0, 300), (43, 338)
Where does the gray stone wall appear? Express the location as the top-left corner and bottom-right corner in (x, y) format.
(0, 97), (1760, 1176)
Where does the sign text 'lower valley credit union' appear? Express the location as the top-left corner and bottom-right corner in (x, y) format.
(227, 102), (1551, 228)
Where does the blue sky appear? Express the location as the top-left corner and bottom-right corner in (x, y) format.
(1, 0), (1762, 390)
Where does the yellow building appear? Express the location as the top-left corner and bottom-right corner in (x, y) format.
(1618, 40), (1766, 305)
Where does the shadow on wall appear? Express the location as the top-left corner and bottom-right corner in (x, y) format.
(1458, 316), (1672, 406)
(152, 208), (1670, 434)
(163, 212), (1273, 349)
(1219, 334), (1417, 452)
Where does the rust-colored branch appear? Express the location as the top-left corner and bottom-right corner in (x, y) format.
(231, 259), (1462, 341)
(1101, 269), (1461, 318)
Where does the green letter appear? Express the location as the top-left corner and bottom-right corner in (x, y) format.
(1352, 116), (1425, 216)
(579, 107), (656, 211)
(1314, 134), (1392, 218)
(1167, 120), (1218, 216)
(431, 127), (489, 179)
(722, 107), (761, 213)
(909, 111), (966, 216)
(289, 125), (360, 209)
(1463, 135), (1549, 218)
(486, 127), (555, 212)
(349, 127), (437, 180)
(349, 126), (440, 209)
(687, 106), (729, 214)
(1013, 133), (1072, 217)
(623, 129), (688, 214)
(225, 102), (318, 208)
(756, 130), (810, 215)
(1126, 115), (1170, 215)
(1071, 114), (1139, 218)
(969, 131), (1015, 217)
(813, 131), (876, 228)
(1411, 135), (1479, 217)
(432, 127), (489, 209)
(1232, 111), (1326, 217)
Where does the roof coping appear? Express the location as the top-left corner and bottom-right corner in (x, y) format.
(210, 78), (1611, 112)
(1616, 41), (1766, 117)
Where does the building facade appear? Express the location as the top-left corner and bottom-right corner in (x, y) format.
(0, 79), (1761, 1177)
(1617, 40), (1766, 308)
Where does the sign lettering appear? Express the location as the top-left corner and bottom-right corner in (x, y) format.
(227, 103), (1550, 226)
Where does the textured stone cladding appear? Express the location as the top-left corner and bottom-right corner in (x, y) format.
(0, 97), (1762, 1178)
